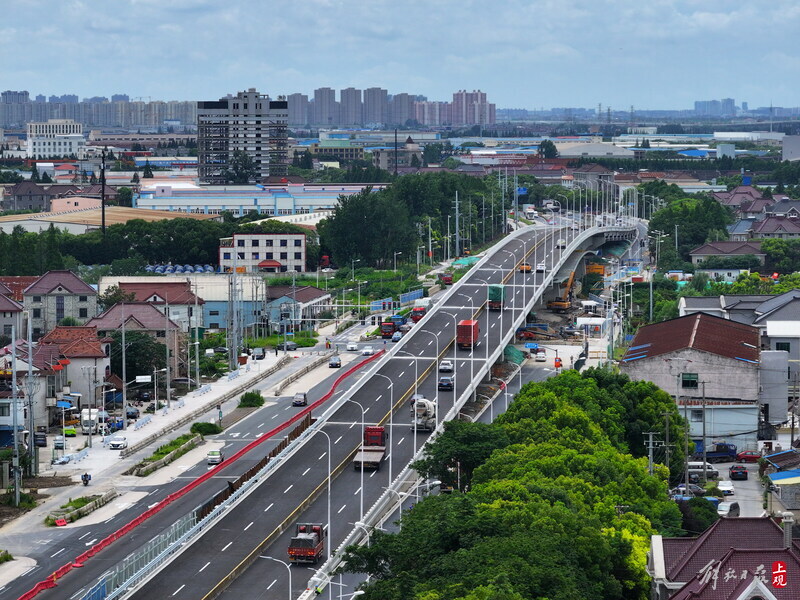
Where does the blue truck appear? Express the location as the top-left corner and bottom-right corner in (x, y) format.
(692, 440), (737, 463)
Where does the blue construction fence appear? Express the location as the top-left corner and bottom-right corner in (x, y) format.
(399, 289), (424, 304)
(371, 297), (394, 311)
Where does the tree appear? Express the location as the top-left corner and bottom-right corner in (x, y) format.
(423, 142), (443, 166)
(410, 153), (421, 168)
(117, 187), (133, 207)
(90, 173), (98, 185)
(59, 316), (80, 326)
(131, 171), (140, 184)
(538, 139), (558, 159)
(299, 150), (313, 170)
(30, 166), (40, 182)
(108, 330), (166, 378)
(142, 160), (154, 178)
(222, 150), (259, 184)
(40, 171), (52, 183)
(98, 285), (136, 310)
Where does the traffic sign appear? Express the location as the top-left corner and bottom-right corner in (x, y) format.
(525, 343), (539, 350)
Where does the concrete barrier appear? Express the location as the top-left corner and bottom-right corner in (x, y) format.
(47, 488), (118, 524)
(131, 434), (202, 477)
(273, 353), (331, 396)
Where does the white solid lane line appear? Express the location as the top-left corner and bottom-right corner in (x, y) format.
(244, 522), (254, 531)
(335, 436), (343, 444)
(172, 585), (185, 596)
(338, 504), (347, 514)
(222, 541), (233, 551)
(264, 502), (274, 512)
(267, 579), (277, 590)
(318, 452), (327, 460)
(198, 562), (211, 573)
(302, 467), (310, 476)
(284, 484), (293, 493)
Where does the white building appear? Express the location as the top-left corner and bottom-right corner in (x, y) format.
(26, 119), (86, 159)
(219, 232), (306, 273)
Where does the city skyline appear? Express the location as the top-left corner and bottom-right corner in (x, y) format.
(2, 0), (799, 110)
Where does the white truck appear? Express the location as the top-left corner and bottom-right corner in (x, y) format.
(81, 408), (100, 434)
(413, 398), (437, 432)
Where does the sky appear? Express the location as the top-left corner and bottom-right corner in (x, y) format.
(3, 0), (800, 110)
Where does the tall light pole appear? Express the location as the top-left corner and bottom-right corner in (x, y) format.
(260, 556), (292, 600)
(313, 429), (332, 566)
(457, 293), (477, 398)
(373, 372), (394, 483)
(416, 244), (425, 275)
(393, 251), (402, 273)
(351, 258), (361, 282)
(346, 398), (366, 520)
(418, 327), (441, 423)
(356, 281), (368, 313)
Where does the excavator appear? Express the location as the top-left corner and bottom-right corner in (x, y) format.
(547, 271), (575, 313)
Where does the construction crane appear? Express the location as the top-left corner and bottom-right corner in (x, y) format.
(547, 271), (576, 313)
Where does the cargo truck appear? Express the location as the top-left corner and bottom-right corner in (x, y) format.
(287, 523), (326, 564)
(410, 306), (427, 322)
(412, 398), (437, 431)
(80, 408), (100, 434)
(438, 273), (453, 285)
(380, 321), (397, 338)
(353, 426), (386, 470)
(487, 284), (506, 311)
(456, 319), (479, 350)
(692, 440), (737, 463)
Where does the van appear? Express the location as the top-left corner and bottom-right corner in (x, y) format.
(687, 461), (720, 480)
(717, 501), (740, 517)
(207, 449), (224, 465)
(556, 238), (566, 249)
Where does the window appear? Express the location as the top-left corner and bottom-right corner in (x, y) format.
(280, 239), (288, 247)
(681, 373), (699, 389)
(237, 252), (245, 260)
(265, 240), (273, 246)
(33, 308), (41, 319)
(0, 404), (9, 417)
(776, 342), (791, 352)
(46, 375), (56, 398)
(237, 239), (245, 247)
(690, 409), (703, 422)
(79, 295), (88, 302)
(251, 239), (260, 247)
(294, 252), (302, 259)
(33, 328), (41, 339)
(156, 331), (165, 338)
(56, 296), (64, 322)
(252, 253), (259, 259)
(2, 325), (10, 336)
(280, 252), (288, 260)
(266, 252), (273, 259)
(33, 296), (41, 303)
(223, 252), (231, 259)
(209, 322), (220, 329)
(294, 239), (302, 247)
(79, 308), (88, 318)
(209, 310), (220, 316)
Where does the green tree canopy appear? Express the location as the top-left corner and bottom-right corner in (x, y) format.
(109, 330), (166, 378)
(222, 150), (259, 184)
(538, 139), (558, 158)
(98, 285), (137, 310)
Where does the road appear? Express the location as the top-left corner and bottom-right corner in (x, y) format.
(15, 354), (375, 600)
(127, 223), (617, 599)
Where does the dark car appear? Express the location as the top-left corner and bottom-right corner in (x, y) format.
(437, 376), (454, 391)
(276, 341), (298, 351)
(292, 392), (308, 406)
(126, 406), (140, 420)
(329, 356), (342, 368)
(729, 465), (748, 480)
(137, 390), (152, 402)
(34, 432), (47, 448)
(672, 483), (705, 497)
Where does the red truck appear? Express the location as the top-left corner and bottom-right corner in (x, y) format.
(353, 426), (386, 470)
(456, 319), (479, 350)
(410, 306), (426, 322)
(438, 273), (453, 285)
(288, 523), (326, 564)
(380, 321), (397, 338)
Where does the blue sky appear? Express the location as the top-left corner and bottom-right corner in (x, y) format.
(2, 0), (798, 110)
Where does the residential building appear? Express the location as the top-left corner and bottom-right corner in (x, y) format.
(750, 216), (800, 239)
(371, 136), (423, 171)
(620, 313), (784, 447)
(197, 88), (288, 184)
(389, 93), (414, 126)
(451, 89), (495, 126)
(312, 87), (337, 127)
(261, 285), (332, 333)
(572, 163), (615, 186)
(287, 93), (309, 126)
(712, 185), (764, 210)
(219, 232), (306, 273)
(415, 101), (451, 126)
(114, 281), (204, 332)
(765, 199), (800, 218)
(339, 88), (362, 126)
(0, 283), (23, 340)
(363, 87), (388, 126)
(688, 241), (765, 265)
(648, 515), (800, 600)
(26, 119), (86, 159)
(86, 302), (182, 376)
(22, 270), (98, 340)
(2, 181), (49, 211)
(309, 140), (365, 162)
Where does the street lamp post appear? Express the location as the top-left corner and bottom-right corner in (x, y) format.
(314, 429), (333, 565)
(345, 398), (366, 520)
(351, 258), (361, 282)
(356, 281), (368, 314)
(393, 251), (402, 272)
(260, 556), (292, 600)
(373, 373), (394, 483)
(457, 293), (477, 399)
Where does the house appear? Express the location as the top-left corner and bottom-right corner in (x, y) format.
(689, 241), (765, 266)
(115, 281), (204, 332)
(371, 136), (423, 171)
(38, 326), (112, 424)
(3, 181), (49, 211)
(712, 185), (763, 209)
(764, 200), (800, 218)
(262, 285), (332, 332)
(750, 216), (800, 239)
(648, 515), (800, 600)
(0, 283), (23, 340)
(22, 270), (98, 340)
(86, 302), (182, 376)
(571, 163), (614, 187)
(619, 313), (785, 446)
(727, 219), (757, 242)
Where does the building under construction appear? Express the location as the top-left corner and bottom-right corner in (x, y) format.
(197, 88), (288, 184)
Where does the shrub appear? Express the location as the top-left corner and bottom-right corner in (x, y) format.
(0, 550), (12, 563)
(144, 434), (196, 463)
(191, 422), (222, 436)
(239, 390), (264, 408)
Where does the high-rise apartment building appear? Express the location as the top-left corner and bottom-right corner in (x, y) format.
(390, 93), (414, 126)
(312, 87), (337, 127)
(1, 90), (29, 104)
(415, 101), (452, 126)
(363, 87), (388, 126)
(287, 93), (309, 126)
(451, 90), (495, 126)
(197, 88), (288, 184)
(340, 88), (362, 126)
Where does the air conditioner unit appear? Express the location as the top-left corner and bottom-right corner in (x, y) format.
(46, 397), (56, 407)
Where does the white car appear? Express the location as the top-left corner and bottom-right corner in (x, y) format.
(346, 342), (359, 351)
(536, 262), (546, 273)
(108, 436), (128, 450)
(439, 360), (454, 372)
(362, 345), (375, 356)
(534, 350), (546, 362)
(717, 480), (735, 496)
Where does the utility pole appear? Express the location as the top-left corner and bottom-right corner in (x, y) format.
(428, 216), (432, 267)
(674, 223), (678, 251)
(165, 303), (171, 411)
(664, 412), (671, 473)
(121, 303), (127, 430)
(645, 431), (656, 475)
(25, 314), (37, 476)
(11, 325), (20, 506)
(100, 146), (107, 236)
(701, 382), (707, 484)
